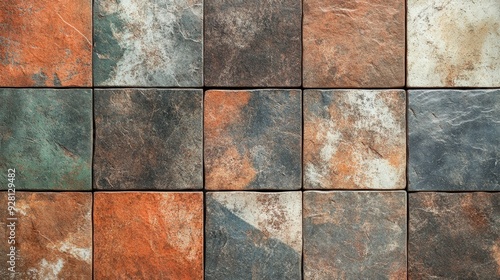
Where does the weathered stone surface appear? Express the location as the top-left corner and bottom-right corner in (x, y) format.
(304, 90), (406, 190)
(204, 90), (301, 190)
(303, 0), (405, 88)
(204, 0), (301, 87)
(0, 0), (92, 87)
(408, 0), (500, 87)
(408, 90), (500, 191)
(94, 192), (203, 279)
(409, 192), (500, 279)
(0, 192), (92, 279)
(94, 0), (202, 86)
(94, 89), (202, 190)
(206, 192), (301, 279)
(304, 191), (407, 279)
(0, 89), (92, 190)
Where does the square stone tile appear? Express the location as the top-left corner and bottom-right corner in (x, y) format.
(408, 0), (500, 87)
(304, 191), (407, 279)
(93, 0), (203, 86)
(206, 192), (302, 279)
(0, 192), (92, 279)
(408, 90), (499, 191)
(409, 192), (500, 279)
(204, 90), (302, 190)
(304, 90), (406, 190)
(204, 0), (301, 87)
(94, 192), (203, 279)
(94, 89), (203, 190)
(0, 89), (92, 190)
(0, 0), (92, 87)
(303, 0), (405, 88)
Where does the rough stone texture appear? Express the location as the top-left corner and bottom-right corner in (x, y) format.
(304, 191), (407, 279)
(94, 0), (202, 86)
(204, 90), (301, 190)
(94, 89), (202, 190)
(409, 192), (500, 279)
(206, 192), (302, 280)
(0, 192), (92, 279)
(0, 0), (92, 87)
(94, 192), (203, 279)
(303, 0), (405, 88)
(204, 0), (301, 87)
(408, 90), (500, 191)
(304, 90), (406, 190)
(408, 0), (500, 87)
(0, 89), (92, 190)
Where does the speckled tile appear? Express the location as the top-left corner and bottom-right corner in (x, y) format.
(303, 0), (405, 88)
(0, 89), (92, 190)
(0, 0), (92, 87)
(93, 0), (203, 86)
(94, 192), (203, 279)
(206, 192), (302, 280)
(204, 90), (302, 190)
(204, 0), (301, 87)
(94, 89), (203, 190)
(304, 90), (406, 190)
(408, 90), (500, 191)
(409, 192), (500, 279)
(304, 191), (407, 279)
(408, 0), (500, 87)
(0, 192), (92, 279)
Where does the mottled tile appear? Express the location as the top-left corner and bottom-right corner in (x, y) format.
(304, 191), (407, 279)
(303, 0), (405, 88)
(206, 192), (302, 279)
(408, 90), (499, 191)
(0, 192), (92, 279)
(94, 89), (202, 190)
(94, 192), (203, 279)
(304, 90), (406, 190)
(0, 0), (92, 87)
(204, 0), (301, 87)
(204, 90), (301, 190)
(409, 192), (500, 279)
(94, 0), (202, 86)
(408, 0), (500, 87)
(0, 89), (92, 190)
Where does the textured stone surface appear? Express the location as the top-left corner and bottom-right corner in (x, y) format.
(303, 0), (405, 88)
(0, 89), (92, 190)
(304, 191), (407, 279)
(409, 192), (500, 279)
(408, 0), (500, 87)
(0, 0), (92, 87)
(94, 0), (202, 86)
(204, 90), (301, 190)
(408, 90), (499, 191)
(304, 90), (406, 190)
(206, 192), (301, 279)
(94, 192), (203, 279)
(94, 89), (202, 190)
(205, 0), (301, 87)
(0, 192), (92, 279)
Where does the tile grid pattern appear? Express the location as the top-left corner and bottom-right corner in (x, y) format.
(2, 1), (500, 279)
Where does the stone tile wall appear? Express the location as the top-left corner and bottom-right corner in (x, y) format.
(0, 0), (498, 279)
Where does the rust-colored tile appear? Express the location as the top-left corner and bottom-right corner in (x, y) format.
(204, 90), (302, 190)
(0, 0), (92, 87)
(303, 0), (405, 88)
(304, 90), (406, 189)
(94, 192), (203, 279)
(409, 192), (500, 279)
(0, 192), (92, 279)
